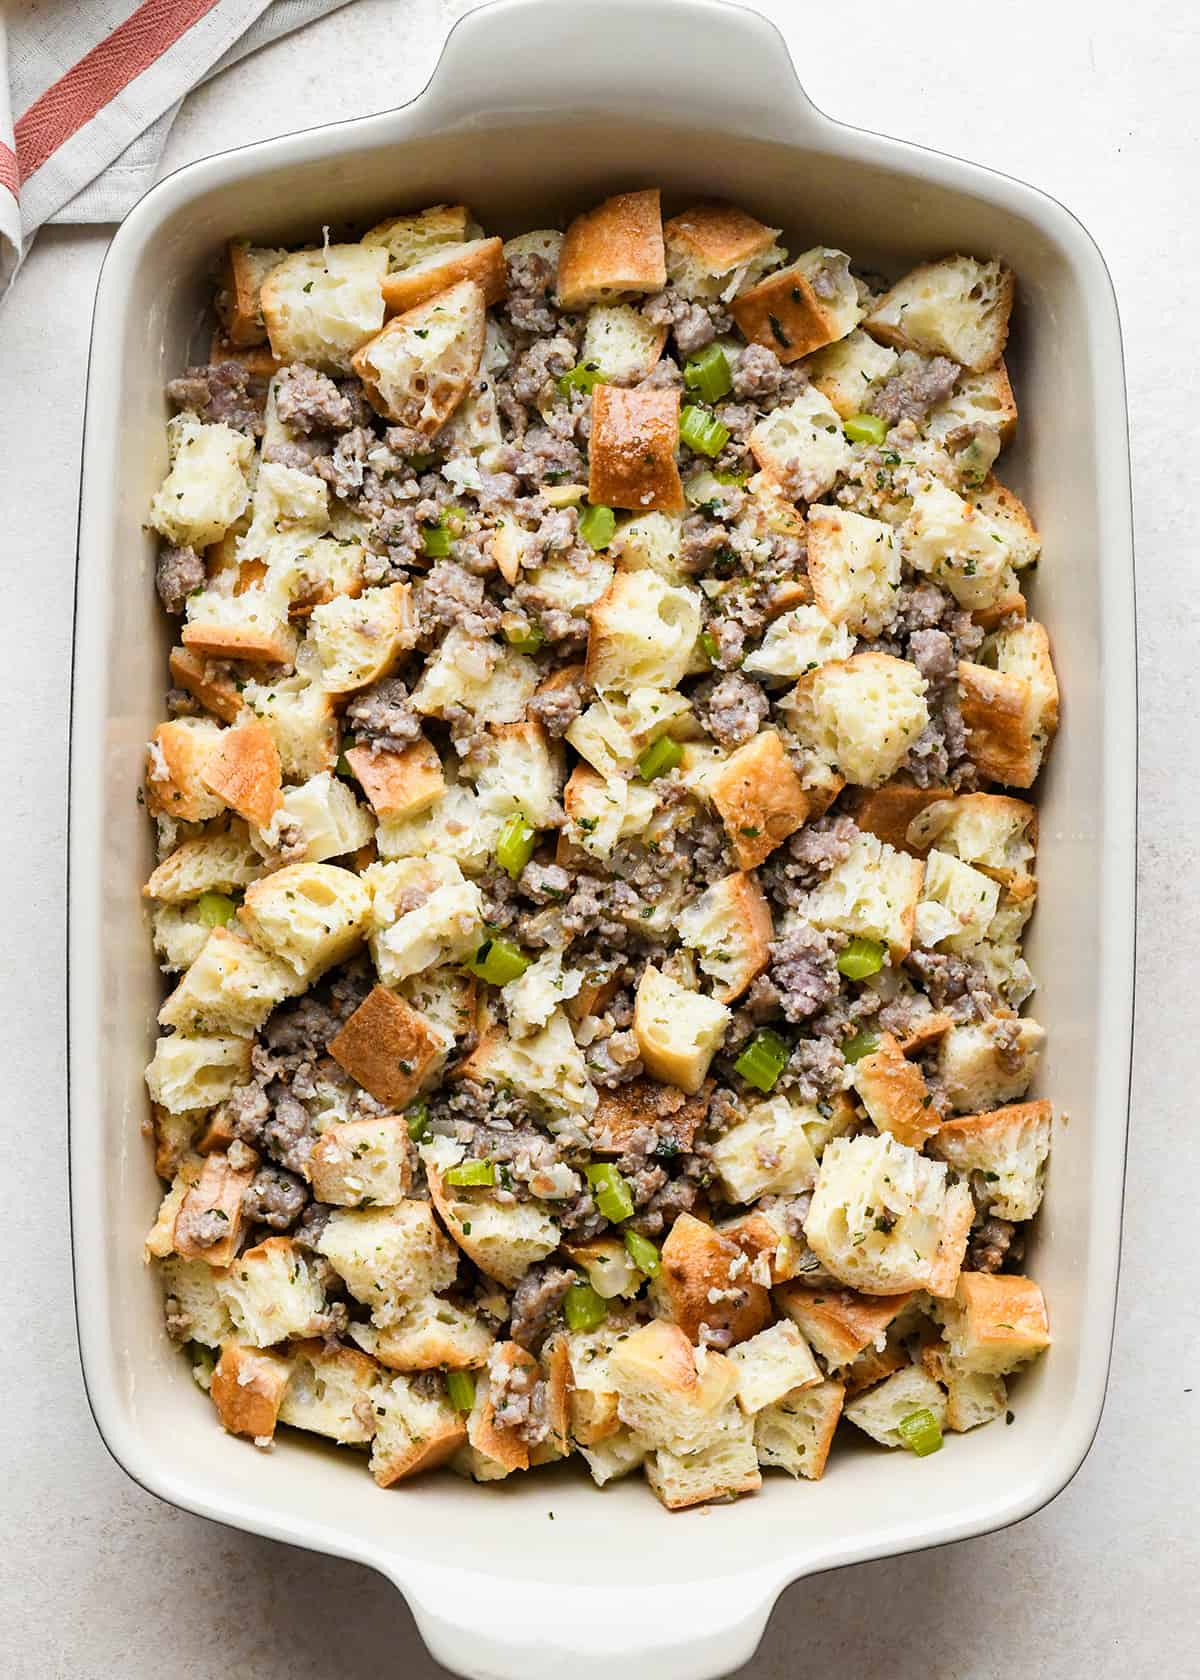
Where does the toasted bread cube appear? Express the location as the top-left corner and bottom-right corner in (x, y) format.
(926, 361), (1018, 448)
(710, 1094), (821, 1205)
(207, 331), (281, 375)
(921, 1344), (1008, 1431)
(865, 255), (1013, 371)
(936, 1272), (1050, 1375)
(557, 188), (665, 310)
(728, 1320), (821, 1414)
(412, 623), (539, 722)
(241, 673), (339, 780)
(914, 849), (1001, 953)
(634, 966), (730, 1095)
(380, 235), (505, 315)
(675, 871), (772, 1004)
(798, 830), (925, 960)
(399, 965), (478, 1051)
(804, 328), (900, 418)
(427, 1165), (560, 1290)
(748, 387), (853, 500)
(565, 686), (692, 778)
(959, 618), (1059, 788)
(168, 647), (245, 724)
(588, 384), (684, 515)
(463, 1342), (540, 1474)
(350, 1296), (493, 1371)
(145, 1032), (253, 1115)
(149, 413), (254, 549)
(260, 244), (387, 373)
(173, 1150), (258, 1267)
(782, 652), (929, 788)
(363, 202), (470, 266)
(645, 1405), (761, 1510)
(276, 1339), (381, 1444)
(901, 479), (1020, 613)
(317, 1200), (459, 1326)
(363, 856), (484, 985)
(346, 738), (444, 821)
(150, 1100), (205, 1175)
(717, 1208), (810, 1288)
(376, 782), (500, 875)
(309, 1116), (413, 1208)
(502, 950), (584, 1040)
(327, 984), (444, 1110)
(774, 1282), (916, 1370)
(806, 505), (901, 637)
(580, 1427), (647, 1486)
(843, 1362), (947, 1447)
(563, 1236), (643, 1300)
(286, 535), (367, 618)
(215, 241), (289, 345)
(608, 1320), (740, 1450)
(470, 719), (565, 831)
(610, 510), (688, 585)
(145, 718), (226, 823)
(565, 1322), (629, 1445)
(754, 1377), (844, 1478)
(352, 277), (484, 430)
(805, 1132), (973, 1297)
(731, 247), (860, 362)
(972, 477), (1040, 570)
(742, 603), (855, 682)
(707, 728), (817, 870)
(144, 1158), (201, 1261)
(664, 202), (782, 302)
(308, 582), (413, 694)
(157, 925), (299, 1036)
(589, 1077), (710, 1156)
(274, 770), (376, 864)
(370, 1373), (467, 1485)
(197, 719), (282, 829)
(655, 1213), (772, 1348)
(852, 780), (948, 855)
(455, 1007), (596, 1125)
(562, 764), (657, 860)
(937, 1017), (1044, 1113)
(909, 791), (1037, 891)
(239, 860), (371, 981)
(584, 569), (701, 694)
(530, 1331), (576, 1467)
(144, 818), (262, 903)
(851, 1031), (941, 1148)
(217, 1236), (325, 1346)
(580, 302), (667, 384)
(932, 1099), (1051, 1220)
(211, 1344), (292, 1440)
(158, 1255), (235, 1347)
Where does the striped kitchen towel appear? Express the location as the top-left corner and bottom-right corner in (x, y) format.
(0, 0), (357, 294)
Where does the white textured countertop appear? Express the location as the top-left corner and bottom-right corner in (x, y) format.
(2, 1), (1196, 1673)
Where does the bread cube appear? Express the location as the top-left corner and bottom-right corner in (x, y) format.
(149, 413), (254, 549)
(937, 1017), (1044, 1113)
(455, 1007), (597, 1127)
(557, 188), (665, 310)
(716, 1207), (811, 1288)
(707, 728), (820, 869)
(608, 1320), (740, 1450)
(589, 1077), (710, 1157)
(914, 849), (1001, 953)
(145, 1031), (253, 1114)
(972, 477), (1040, 570)
(144, 1158), (201, 1261)
(563, 1236), (643, 1301)
(345, 738), (444, 821)
(277, 1339), (381, 1444)
(145, 718), (226, 823)
(562, 764), (656, 860)
(585, 569), (702, 695)
(157, 925), (300, 1036)
(502, 950), (584, 1039)
(470, 719), (565, 832)
(634, 966), (730, 1095)
(172, 1149), (258, 1267)
(655, 1213), (772, 1347)
(350, 1295), (493, 1371)
(663, 202), (782, 302)
(865, 255), (1013, 371)
(327, 984), (445, 1110)
(241, 673), (339, 781)
(851, 1031), (941, 1148)
(317, 1200), (460, 1326)
(958, 619), (1059, 788)
(158, 1255), (234, 1347)
(804, 328), (900, 418)
(806, 506), (901, 637)
(644, 1405), (762, 1510)
(731, 246), (860, 363)
(370, 1373), (468, 1486)
(275, 770), (376, 863)
(380, 235), (505, 315)
(935, 1271), (1050, 1375)
(852, 780), (948, 855)
(782, 652), (929, 788)
(260, 243), (387, 372)
(216, 241), (289, 345)
(728, 1320), (821, 1413)
(922, 1345), (1008, 1431)
(211, 1344), (292, 1440)
(754, 1378), (845, 1479)
(427, 1166), (560, 1290)
(588, 384), (684, 514)
(901, 479), (1021, 613)
(308, 582), (413, 694)
(580, 1429), (647, 1486)
(581, 303), (667, 384)
(144, 818), (262, 903)
(675, 871), (772, 1004)
(197, 719), (282, 830)
(363, 855), (483, 984)
(710, 1094), (820, 1204)
(217, 1236), (325, 1346)
(748, 387), (853, 500)
(238, 860), (370, 981)
(463, 1342), (540, 1474)
(798, 829), (925, 960)
(804, 1132), (973, 1296)
(412, 624), (539, 721)
(742, 603), (855, 682)
(565, 687), (692, 777)
(773, 1282), (916, 1370)
(398, 965), (477, 1051)
(909, 791), (1037, 893)
(566, 1322), (629, 1445)
(353, 278), (484, 435)
(843, 1362), (947, 1447)
(932, 1099), (1051, 1221)
(926, 361), (1018, 448)
(607, 511), (685, 586)
(167, 647), (245, 725)
(150, 1099), (204, 1181)
(309, 1116), (413, 1208)
(363, 202), (470, 267)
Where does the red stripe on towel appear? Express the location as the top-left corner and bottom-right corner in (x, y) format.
(0, 142), (18, 199)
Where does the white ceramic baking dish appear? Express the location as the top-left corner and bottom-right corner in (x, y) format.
(69, 2), (1136, 1675)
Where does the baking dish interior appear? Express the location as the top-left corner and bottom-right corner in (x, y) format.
(74, 94), (1130, 1615)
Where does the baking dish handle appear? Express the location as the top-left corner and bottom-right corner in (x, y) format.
(412, 0), (822, 140)
(397, 1563), (779, 1680)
